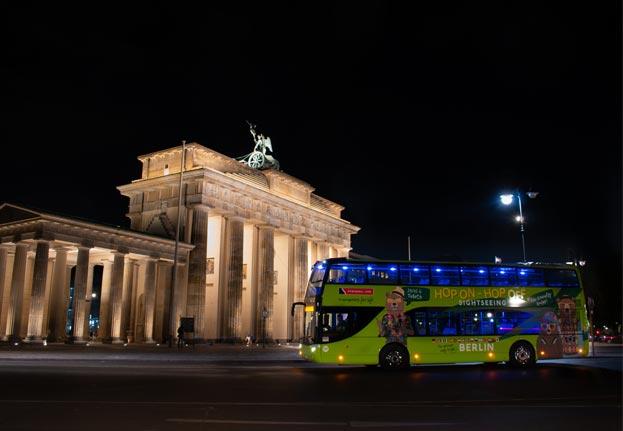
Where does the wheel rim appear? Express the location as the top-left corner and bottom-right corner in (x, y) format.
(385, 350), (404, 368)
(248, 152), (265, 168)
(514, 345), (531, 365)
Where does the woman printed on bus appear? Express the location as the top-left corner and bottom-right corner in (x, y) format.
(378, 287), (414, 345)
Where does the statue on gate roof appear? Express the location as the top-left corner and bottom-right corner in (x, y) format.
(237, 121), (280, 170)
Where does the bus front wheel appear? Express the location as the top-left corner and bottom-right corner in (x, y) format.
(379, 343), (409, 369)
(509, 341), (536, 368)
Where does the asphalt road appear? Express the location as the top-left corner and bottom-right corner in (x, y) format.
(0, 344), (619, 431)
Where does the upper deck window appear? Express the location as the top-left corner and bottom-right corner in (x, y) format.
(399, 264), (430, 285)
(490, 267), (518, 286)
(546, 269), (579, 287)
(517, 268), (545, 286)
(430, 265), (460, 286)
(367, 264), (399, 285)
(460, 266), (489, 286)
(327, 264), (367, 284)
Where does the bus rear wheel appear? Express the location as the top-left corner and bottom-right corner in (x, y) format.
(509, 341), (536, 368)
(379, 343), (409, 369)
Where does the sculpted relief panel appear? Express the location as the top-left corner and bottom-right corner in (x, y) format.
(197, 181), (351, 246)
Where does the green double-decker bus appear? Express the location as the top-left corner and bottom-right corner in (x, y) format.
(295, 258), (589, 369)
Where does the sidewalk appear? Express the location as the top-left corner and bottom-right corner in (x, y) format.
(0, 341), (303, 363)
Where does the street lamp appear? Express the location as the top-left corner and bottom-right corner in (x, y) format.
(499, 191), (539, 262)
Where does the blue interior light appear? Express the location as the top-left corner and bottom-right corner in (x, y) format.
(500, 271), (506, 275)
(435, 268), (441, 273)
(519, 271), (526, 275)
(413, 268), (420, 272)
(317, 265), (324, 270)
(342, 266), (348, 270)
(367, 266), (372, 271)
(479, 269), (485, 274)
(390, 267), (397, 271)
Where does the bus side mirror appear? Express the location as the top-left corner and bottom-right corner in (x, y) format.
(291, 302), (306, 317)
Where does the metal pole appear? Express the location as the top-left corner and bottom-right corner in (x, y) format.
(168, 140), (186, 347)
(407, 236), (411, 261)
(517, 192), (527, 262)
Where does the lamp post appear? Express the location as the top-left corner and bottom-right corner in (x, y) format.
(499, 191), (539, 262)
(168, 140), (186, 347)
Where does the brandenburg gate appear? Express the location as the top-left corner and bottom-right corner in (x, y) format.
(0, 132), (359, 343)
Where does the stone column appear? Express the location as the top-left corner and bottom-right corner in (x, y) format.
(293, 237), (309, 341)
(0, 246), (9, 337)
(47, 247), (69, 341)
(255, 226), (274, 340)
(128, 262), (140, 343)
(26, 240), (50, 342)
(109, 251), (127, 344)
(143, 257), (158, 343)
(219, 217), (244, 340)
(170, 260), (188, 340)
(186, 205), (208, 340)
(72, 246), (91, 342)
(120, 258), (135, 343)
(317, 242), (329, 261)
(337, 247), (350, 258)
(4, 243), (29, 342)
(98, 259), (113, 341)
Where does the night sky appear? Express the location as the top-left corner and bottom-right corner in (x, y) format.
(1, 3), (620, 322)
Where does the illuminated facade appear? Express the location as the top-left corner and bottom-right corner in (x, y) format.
(0, 143), (358, 343)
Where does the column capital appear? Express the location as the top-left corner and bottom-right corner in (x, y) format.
(113, 249), (129, 257)
(225, 215), (246, 223)
(257, 224), (276, 231)
(51, 244), (72, 253)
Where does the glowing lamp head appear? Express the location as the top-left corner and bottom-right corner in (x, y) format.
(338, 355), (344, 362)
(414, 353), (420, 360)
(540, 351), (546, 356)
(500, 194), (514, 205)
(487, 352), (494, 358)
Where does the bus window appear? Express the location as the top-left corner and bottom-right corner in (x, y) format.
(367, 264), (399, 284)
(495, 311), (539, 335)
(459, 311), (496, 335)
(460, 266), (489, 286)
(490, 267), (517, 286)
(428, 310), (459, 336)
(318, 307), (384, 342)
(327, 265), (367, 284)
(517, 268), (545, 287)
(430, 265), (460, 286)
(411, 310), (427, 336)
(399, 264), (430, 285)
(546, 269), (579, 287)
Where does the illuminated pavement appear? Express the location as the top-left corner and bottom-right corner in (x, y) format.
(0, 343), (619, 430)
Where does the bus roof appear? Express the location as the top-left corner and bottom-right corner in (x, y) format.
(318, 257), (578, 271)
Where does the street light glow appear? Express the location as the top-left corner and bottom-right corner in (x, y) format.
(515, 215), (523, 223)
(500, 194), (514, 205)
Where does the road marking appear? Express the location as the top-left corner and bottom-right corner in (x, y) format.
(0, 395), (617, 407)
(166, 418), (347, 426)
(166, 418), (460, 427)
(349, 421), (458, 427)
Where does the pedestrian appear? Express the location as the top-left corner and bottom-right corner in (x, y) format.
(177, 325), (184, 349)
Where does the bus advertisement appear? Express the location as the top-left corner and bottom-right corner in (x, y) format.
(295, 258), (589, 369)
